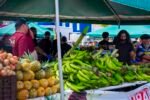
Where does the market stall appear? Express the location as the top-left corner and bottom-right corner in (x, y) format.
(0, 0), (150, 100)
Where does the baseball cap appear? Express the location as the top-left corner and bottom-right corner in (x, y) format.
(140, 34), (150, 40)
(15, 18), (28, 29)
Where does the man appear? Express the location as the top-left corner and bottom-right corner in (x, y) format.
(61, 36), (71, 57)
(30, 27), (48, 60)
(39, 31), (52, 59)
(98, 32), (112, 50)
(136, 34), (150, 63)
(10, 18), (35, 57)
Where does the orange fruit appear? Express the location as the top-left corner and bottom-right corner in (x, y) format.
(37, 87), (45, 97)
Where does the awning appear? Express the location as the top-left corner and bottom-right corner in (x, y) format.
(0, 0), (150, 24)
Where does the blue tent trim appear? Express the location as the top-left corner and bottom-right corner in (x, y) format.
(87, 25), (150, 38)
(0, 22), (54, 38)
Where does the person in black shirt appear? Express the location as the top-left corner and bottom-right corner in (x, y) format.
(98, 32), (112, 50)
(39, 31), (52, 61)
(61, 36), (71, 57)
(115, 30), (135, 64)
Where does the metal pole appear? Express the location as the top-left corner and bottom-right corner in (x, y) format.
(55, 0), (64, 100)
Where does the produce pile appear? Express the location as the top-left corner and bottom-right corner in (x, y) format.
(0, 50), (18, 76)
(16, 55), (60, 100)
(50, 50), (150, 92)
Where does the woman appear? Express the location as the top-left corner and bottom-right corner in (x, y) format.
(115, 30), (135, 64)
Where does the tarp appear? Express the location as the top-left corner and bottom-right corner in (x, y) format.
(87, 25), (150, 38)
(0, 0), (150, 24)
(112, 0), (150, 11)
(0, 22), (54, 37)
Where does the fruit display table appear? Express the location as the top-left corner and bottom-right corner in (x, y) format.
(29, 81), (149, 100)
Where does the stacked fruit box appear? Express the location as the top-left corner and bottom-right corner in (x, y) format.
(0, 75), (16, 100)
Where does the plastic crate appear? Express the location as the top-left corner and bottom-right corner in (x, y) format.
(0, 75), (17, 100)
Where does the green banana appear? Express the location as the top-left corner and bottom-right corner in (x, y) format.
(65, 63), (77, 73)
(54, 62), (58, 71)
(81, 69), (93, 75)
(111, 78), (120, 86)
(70, 64), (81, 70)
(91, 74), (99, 80)
(114, 73), (124, 83)
(98, 77), (109, 87)
(64, 83), (69, 90)
(78, 70), (90, 80)
(72, 59), (91, 68)
(69, 74), (75, 82)
(106, 59), (121, 71)
(66, 81), (85, 92)
(95, 61), (105, 70)
(77, 73), (89, 82)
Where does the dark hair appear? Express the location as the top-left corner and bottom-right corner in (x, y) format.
(102, 32), (109, 38)
(45, 31), (50, 36)
(140, 34), (150, 40)
(30, 27), (37, 38)
(61, 36), (67, 42)
(30, 27), (37, 33)
(15, 18), (27, 30)
(116, 30), (131, 44)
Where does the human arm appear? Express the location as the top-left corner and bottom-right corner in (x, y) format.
(35, 46), (47, 57)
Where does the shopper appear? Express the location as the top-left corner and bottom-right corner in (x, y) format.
(61, 36), (71, 57)
(39, 31), (52, 60)
(10, 18), (36, 58)
(30, 27), (49, 60)
(0, 34), (12, 53)
(136, 34), (150, 63)
(115, 30), (135, 64)
(98, 32), (112, 50)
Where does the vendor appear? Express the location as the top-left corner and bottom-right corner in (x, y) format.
(136, 34), (150, 63)
(98, 32), (112, 50)
(115, 30), (135, 65)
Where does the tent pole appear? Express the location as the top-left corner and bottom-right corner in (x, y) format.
(55, 0), (64, 100)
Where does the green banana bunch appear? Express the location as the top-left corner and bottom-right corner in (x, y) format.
(111, 57), (123, 67)
(124, 72), (136, 82)
(76, 70), (90, 82)
(105, 58), (121, 71)
(98, 77), (109, 87)
(110, 78), (120, 86)
(69, 74), (75, 82)
(65, 62), (78, 73)
(113, 73), (124, 83)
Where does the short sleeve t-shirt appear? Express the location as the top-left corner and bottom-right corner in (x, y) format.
(136, 44), (150, 62)
(98, 40), (113, 50)
(10, 32), (35, 57)
(116, 43), (134, 64)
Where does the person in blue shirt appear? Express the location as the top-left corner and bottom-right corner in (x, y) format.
(136, 34), (150, 63)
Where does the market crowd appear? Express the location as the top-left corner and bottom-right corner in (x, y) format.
(0, 19), (71, 61)
(98, 30), (150, 64)
(0, 18), (149, 65)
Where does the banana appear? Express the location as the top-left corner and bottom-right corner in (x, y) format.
(64, 65), (70, 73)
(65, 63), (77, 73)
(69, 74), (75, 82)
(106, 59), (121, 71)
(54, 62), (58, 71)
(77, 73), (89, 82)
(114, 73), (124, 83)
(78, 70), (90, 80)
(95, 61), (105, 70)
(64, 83), (69, 90)
(91, 74), (99, 80)
(81, 69), (92, 75)
(72, 59), (91, 68)
(66, 81), (85, 92)
(70, 64), (81, 70)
